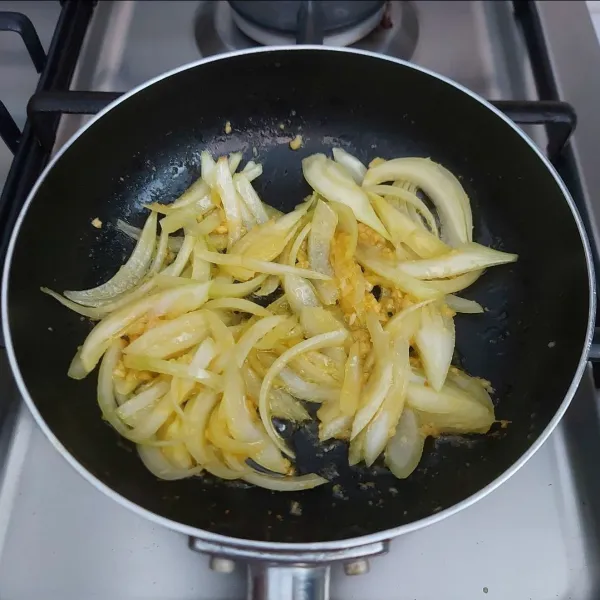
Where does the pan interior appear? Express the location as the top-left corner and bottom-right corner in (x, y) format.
(7, 49), (590, 544)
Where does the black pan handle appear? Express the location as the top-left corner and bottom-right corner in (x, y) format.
(27, 90), (122, 151)
(296, 0), (325, 45)
(490, 100), (576, 162)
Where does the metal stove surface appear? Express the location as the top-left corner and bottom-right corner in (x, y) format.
(2, 1), (600, 599)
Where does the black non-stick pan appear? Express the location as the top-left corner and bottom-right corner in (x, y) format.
(2, 47), (594, 599)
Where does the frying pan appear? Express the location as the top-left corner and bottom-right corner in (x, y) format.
(1, 47), (595, 600)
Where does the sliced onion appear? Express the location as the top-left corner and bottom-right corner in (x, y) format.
(126, 394), (178, 442)
(187, 211), (221, 237)
(299, 306), (346, 365)
(363, 157), (472, 247)
(148, 229), (169, 275)
(203, 297), (272, 317)
(153, 275), (198, 289)
(209, 274), (268, 298)
(363, 337), (410, 466)
(123, 354), (222, 390)
(191, 236), (211, 282)
(116, 219), (142, 240)
(241, 469), (327, 491)
(415, 303), (455, 392)
(234, 315), (287, 367)
(206, 401), (266, 457)
(278, 367), (340, 403)
(350, 319), (393, 439)
(54, 150), (512, 489)
(255, 316), (300, 351)
(288, 351), (340, 386)
(97, 339), (130, 436)
(181, 391), (216, 463)
(161, 234), (196, 277)
(159, 414), (194, 470)
(385, 300), (433, 340)
(42, 287), (116, 320)
(201, 150), (217, 187)
(318, 409), (352, 441)
(117, 380), (170, 426)
(284, 274), (321, 316)
(309, 199), (338, 305)
(339, 342), (362, 416)
(332, 147), (367, 184)
(406, 379), (494, 434)
(228, 152), (243, 174)
(124, 310), (207, 358)
(137, 444), (203, 480)
(202, 309), (236, 372)
(226, 202), (310, 280)
(348, 428), (366, 466)
(259, 330), (347, 450)
(329, 201), (358, 259)
(369, 192), (448, 259)
(366, 184), (439, 236)
(222, 363), (291, 470)
(302, 154), (390, 240)
(155, 176), (210, 213)
(445, 294), (484, 314)
(241, 160), (263, 182)
(446, 368), (494, 412)
(286, 222), (311, 267)
(189, 337), (217, 374)
(384, 408), (424, 479)
(398, 242), (518, 280)
(196, 248), (330, 280)
(355, 246), (443, 301)
(239, 198), (257, 232)
(214, 156), (243, 247)
(242, 365), (310, 423)
(425, 270), (482, 294)
(76, 282), (210, 373)
(159, 206), (197, 235)
(65, 212), (157, 305)
(234, 173), (269, 224)
(254, 275), (280, 297)
(299, 306), (345, 338)
(271, 390), (310, 422)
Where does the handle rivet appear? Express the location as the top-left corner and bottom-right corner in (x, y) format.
(344, 559), (370, 576)
(209, 556), (236, 573)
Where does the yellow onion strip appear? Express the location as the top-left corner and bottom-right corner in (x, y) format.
(65, 211), (157, 305)
(259, 330), (348, 453)
(350, 316), (393, 439)
(308, 199), (338, 305)
(196, 248), (330, 281)
(398, 242), (518, 280)
(363, 157), (472, 247)
(302, 153), (390, 239)
(339, 342), (362, 416)
(332, 147), (367, 185)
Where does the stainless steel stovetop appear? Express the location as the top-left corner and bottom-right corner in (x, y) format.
(2, 2), (600, 599)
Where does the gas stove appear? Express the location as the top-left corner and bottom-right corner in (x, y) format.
(1, 2), (600, 599)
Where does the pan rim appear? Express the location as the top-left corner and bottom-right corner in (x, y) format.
(2, 45), (596, 553)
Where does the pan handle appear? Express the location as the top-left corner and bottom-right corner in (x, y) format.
(190, 537), (388, 600)
(247, 563), (330, 600)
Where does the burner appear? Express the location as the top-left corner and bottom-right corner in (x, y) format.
(229, 1), (385, 46)
(194, 1), (419, 59)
